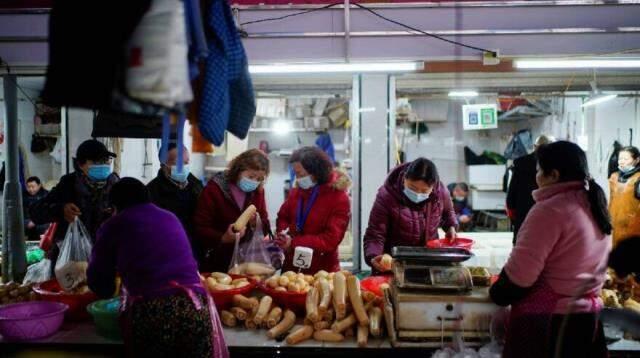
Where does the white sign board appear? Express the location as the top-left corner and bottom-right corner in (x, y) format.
(293, 247), (313, 269)
(462, 104), (498, 130)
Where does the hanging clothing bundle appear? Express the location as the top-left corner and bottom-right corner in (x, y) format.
(198, 0), (256, 146)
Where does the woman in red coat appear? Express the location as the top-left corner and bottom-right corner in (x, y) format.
(275, 147), (351, 274)
(194, 149), (271, 273)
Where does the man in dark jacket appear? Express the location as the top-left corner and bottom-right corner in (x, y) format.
(30, 139), (119, 274)
(24, 176), (50, 241)
(147, 143), (203, 258)
(506, 135), (554, 244)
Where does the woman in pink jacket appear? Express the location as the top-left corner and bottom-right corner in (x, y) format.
(490, 141), (611, 357)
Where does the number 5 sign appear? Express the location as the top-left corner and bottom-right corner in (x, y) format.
(293, 247), (314, 269)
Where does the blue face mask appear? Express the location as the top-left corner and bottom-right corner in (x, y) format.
(170, 165), (190, 183)
(88, 164), (112, 182)
(404, 187), (430, 204)
(620, 165), (636, 174)
(297, 175), (316, 190)
(238, 176), (260, 193)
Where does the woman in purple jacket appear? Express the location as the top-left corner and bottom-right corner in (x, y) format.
(364, 158), (458, 273)
(87, 178), (228, 358)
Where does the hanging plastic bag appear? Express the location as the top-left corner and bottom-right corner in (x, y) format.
(228, 213), (276, 278)
(125, 0), (193, 108)
(54, 218), (93, 291)
(23, 259), (52, 285)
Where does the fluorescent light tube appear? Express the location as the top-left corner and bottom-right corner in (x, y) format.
(448, 91), (479, 98)
(249, 62), (423, 74)
(515, 59), (640, 69)
(581, 94), (618, 107)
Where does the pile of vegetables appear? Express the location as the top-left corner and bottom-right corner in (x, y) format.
(0, 282), (37, 305)
(219, 271), (386, 347)
(202, 273), (251, 291)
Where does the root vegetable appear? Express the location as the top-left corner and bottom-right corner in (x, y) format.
(234, 281), (250, 289)
(314, 329), (345, 342)
(254, 296), (273, 325)
(314, 270), (329, 280)
(212, 283), (234, 291)
(232, 278), (248, 285)
(304, 275), (315, 284)
(286, 325), (314, 345)
(331, 313), (357, 333)
(275, 287), (287, 292)
(368, 307), (383, 337)
(206, 278), (217, 292)
(267, 276), (279, 289)
(344, 327), (355, 338)
(221, 310), (237, 327)
(245, 263), (275, 276)
(318, 279), (331, 316)
(381, 254), (393, 271)
(233, 295), (258, 310)
(333, 272), (347, 319)
(347, 276), (369, 326)
(267, 307), (283, 328)
(245, 317), (258, 329)
(314, 321), (330, 331)
(323, 308), (335, 322)
(231, 307), (248, 321)
(211, 272), (232, 285)
(267, 310), (297, 339)
(234, 205), (256, 232)
(278, 276), (290, 287)
(362, 290), (376, 303)
(357, 325), (369, 347)
(306, 287), (320, 323)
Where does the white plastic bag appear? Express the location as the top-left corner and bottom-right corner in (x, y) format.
(23, 259), (52, 285)
(228, 214), (276, 277)
(54, 218), (93, 291)
(125, 0), (193, 107)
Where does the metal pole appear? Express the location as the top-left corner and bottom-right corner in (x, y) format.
(344, 0), (351, 63)
(2, 74), (27, 283)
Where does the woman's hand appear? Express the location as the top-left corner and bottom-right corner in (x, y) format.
(63, 203), (82, 223)
(446, 227), (457, 240)
(370, 255), (392, 273)
(221, 224), (245, 244)
(275, 232), (292, 250)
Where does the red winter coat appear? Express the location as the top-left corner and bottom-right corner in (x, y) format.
(193, 172), (270, 273)
(363, 163), (457, 266)
(276, 170), (351, 274)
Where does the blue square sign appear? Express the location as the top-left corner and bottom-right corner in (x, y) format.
(469, 112), (479, 125)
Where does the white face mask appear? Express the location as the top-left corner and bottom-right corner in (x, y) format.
(403, 187), (429, 203)
(170, 165), (190, 183)
(297, 175), (316, 190)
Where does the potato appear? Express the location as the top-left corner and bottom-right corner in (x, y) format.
(304, 275), (315, 284)
(232, 278), (248, 285)
(234, 281), (250, 289)
(381, 254), (393, 271)
(279, 276), (290, 287)
(275, 287), (287, 292)
(211, 272), (232, 285)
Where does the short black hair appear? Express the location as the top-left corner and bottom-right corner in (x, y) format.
(405, 158), (439, 185)
(109, 177), (150, 212)
(290, 147), (334, 185)
(455, 183), (469, 192)
(26, 176), (41, 185)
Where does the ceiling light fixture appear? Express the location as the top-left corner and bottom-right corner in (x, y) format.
(249, 62), (423, 74)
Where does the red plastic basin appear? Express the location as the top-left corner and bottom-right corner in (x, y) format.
(426, 237), (474, 250)
(33, 280), (98, 321)
(201, 273), (256, 311)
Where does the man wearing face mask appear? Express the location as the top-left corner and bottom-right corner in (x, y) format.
(364, 158), (457, 273)
(147, 143), (203, 257)
(609, 146), (640, 247)
(30, 139), (119, 275)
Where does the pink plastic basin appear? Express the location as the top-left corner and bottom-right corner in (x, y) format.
(0, 301), (68, 341)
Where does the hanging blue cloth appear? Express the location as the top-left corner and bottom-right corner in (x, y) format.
(315, 132), (335, 163)
(199, 0), (256, 146)
(183, 0), (209, 80)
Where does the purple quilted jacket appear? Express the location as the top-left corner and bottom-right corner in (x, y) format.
(363, 163), (457, 265)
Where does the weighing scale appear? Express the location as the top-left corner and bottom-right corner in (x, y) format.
(384, 246), (500, 348)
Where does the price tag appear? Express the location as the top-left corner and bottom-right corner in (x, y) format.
(293, 247), (313, 269)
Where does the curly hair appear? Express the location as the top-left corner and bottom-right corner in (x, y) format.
(225, 149), (270, 184)
(290, 146), (334, 185)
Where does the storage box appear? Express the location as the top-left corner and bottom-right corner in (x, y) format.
(470, 189), (506, 210)
(467, 165), (505, 187)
